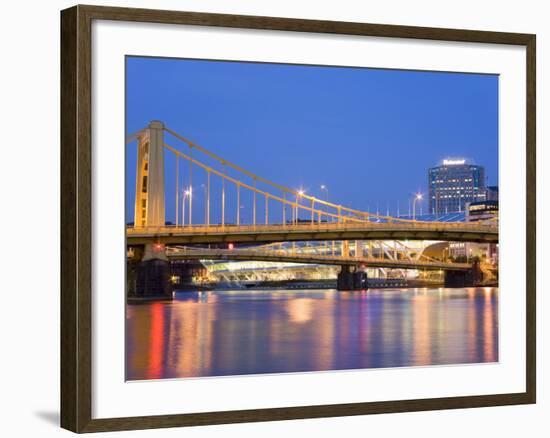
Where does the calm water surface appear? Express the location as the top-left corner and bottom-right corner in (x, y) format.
(126, 287), (498, 380)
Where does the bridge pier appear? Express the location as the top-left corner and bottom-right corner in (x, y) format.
(337, 266), (353, 290)
(444, 260), (482, 288)
(337, 266), (368, 291)
(127, 244), (172, 300)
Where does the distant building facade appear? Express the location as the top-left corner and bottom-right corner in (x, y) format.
(428, 159), (486, 214)
(466, 200), (499, 222)
(448, 199), (499, 265)
(486, 185), (499, 201)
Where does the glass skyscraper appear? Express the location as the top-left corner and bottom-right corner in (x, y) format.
(428, 159), (486, 214)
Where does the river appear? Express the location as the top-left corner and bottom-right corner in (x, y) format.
(126, 287), (498, 380)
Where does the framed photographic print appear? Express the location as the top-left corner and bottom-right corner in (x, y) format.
(60, 4), (536, 433)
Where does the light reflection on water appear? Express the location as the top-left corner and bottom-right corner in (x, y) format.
(125, 287), (498, 380)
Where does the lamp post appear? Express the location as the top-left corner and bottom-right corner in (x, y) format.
(320, 184), (329, 222)
(412, 193), (423, 221)
(181, 189), (190, 227)
(295, 189), (305, 224)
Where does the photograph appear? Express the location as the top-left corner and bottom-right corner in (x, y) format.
(125, 56), (499, 381)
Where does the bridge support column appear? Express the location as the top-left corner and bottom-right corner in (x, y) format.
(353, 267), (368, 290)
(444, 270), (472, 288)
(444, 261), (482, 288)
(337, 265), (368, 291)
(337, 266), (354, 290)
(127, 243), (172, 300)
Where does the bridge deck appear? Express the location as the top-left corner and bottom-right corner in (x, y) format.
(127, 222), (498, 245)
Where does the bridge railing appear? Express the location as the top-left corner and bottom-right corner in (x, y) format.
(127, 221), (498, 235)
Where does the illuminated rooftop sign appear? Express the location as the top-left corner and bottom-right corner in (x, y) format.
(443, 159), (466, 166)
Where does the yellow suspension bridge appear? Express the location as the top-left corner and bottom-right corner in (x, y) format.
(126, 121), (496, 293)
(127, 121), (498, 247)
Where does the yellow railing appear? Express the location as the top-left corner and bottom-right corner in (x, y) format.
(127, 221), (498, 235)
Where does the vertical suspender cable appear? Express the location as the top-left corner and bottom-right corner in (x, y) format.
(222, 164), (225, 227)
(282, 192), (286, 226)
(236, 184), (240, 226)
(175, 155), (179, 227)
(206, 170), (210, 226)
(265, 194), (269, 225)
(189, 146), (193, 226)
(253, 179), (257, 226)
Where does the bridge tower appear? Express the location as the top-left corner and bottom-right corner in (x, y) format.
(134, 120), (166, 228)
(129, 121), (171, 299)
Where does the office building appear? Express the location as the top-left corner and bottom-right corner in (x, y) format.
(428, 159), (486, 214)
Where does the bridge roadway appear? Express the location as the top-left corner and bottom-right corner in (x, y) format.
(166, 247), (472, 271)
(127, 221), (498, 245)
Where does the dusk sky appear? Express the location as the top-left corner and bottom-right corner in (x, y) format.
(126, 56), (498, 224)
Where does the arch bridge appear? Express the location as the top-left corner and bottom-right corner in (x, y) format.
(166, 246), (471, 272)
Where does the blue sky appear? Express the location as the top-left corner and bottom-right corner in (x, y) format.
(126, 56), (498, 224)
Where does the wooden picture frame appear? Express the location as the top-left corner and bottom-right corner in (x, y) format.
(61, 4), (536, 433)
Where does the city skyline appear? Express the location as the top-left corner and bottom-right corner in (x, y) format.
(126, 56), (498, 224)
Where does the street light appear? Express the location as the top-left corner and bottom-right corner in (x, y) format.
(181, 188), (190, 227)
(320, 185), (328, 200)
(412, 193), (423, 221)
(320, 184), (329, 222)
(296, 189), (305, 224)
